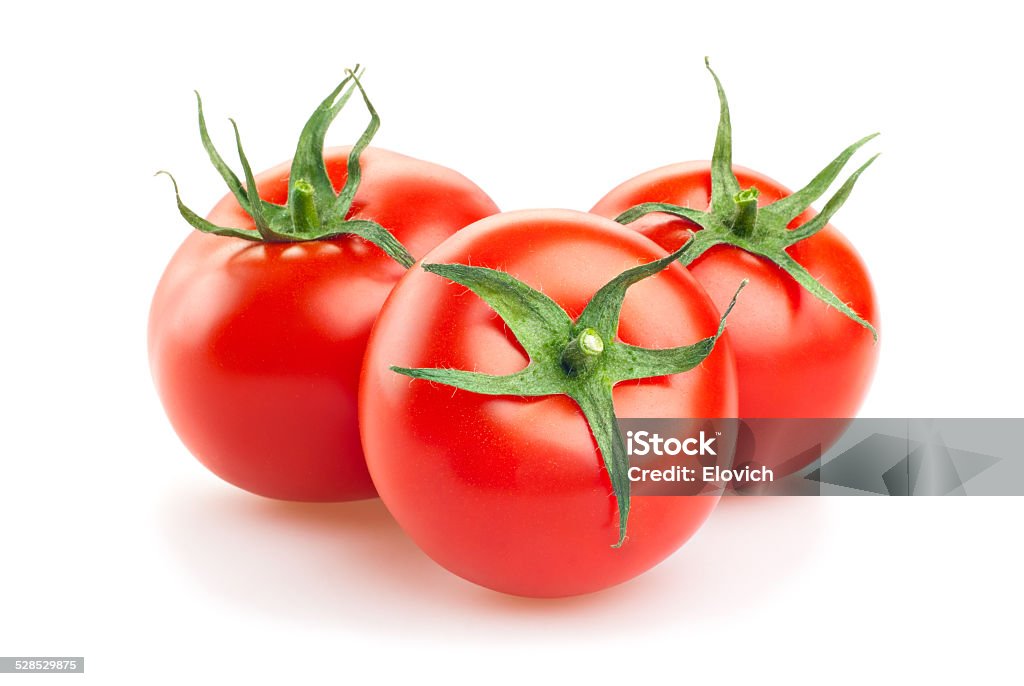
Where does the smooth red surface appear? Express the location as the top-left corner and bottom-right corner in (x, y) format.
(592, 162), (879, 472)
(149, 147), (498, 501)
(360, 210), (737, 597)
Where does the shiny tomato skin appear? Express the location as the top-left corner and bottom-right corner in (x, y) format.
(360, 210), (737, 597)
(591, 162), (878, 471)
(149, 147), (499, 501)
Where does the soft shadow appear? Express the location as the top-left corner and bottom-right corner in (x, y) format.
(160, 483), (472, 627)
(161, 483), (824, 635)
(472, 496), (827, 626)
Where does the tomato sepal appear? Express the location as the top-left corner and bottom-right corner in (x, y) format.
(390, 240), (744, 546)
(614, 58), (879, 339)
(158, 67), (415, 267)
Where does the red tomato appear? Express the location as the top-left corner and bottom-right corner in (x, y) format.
(592, 163), (878, 472)
(149, 147), (498, 501)
(359, 210), (737, 597)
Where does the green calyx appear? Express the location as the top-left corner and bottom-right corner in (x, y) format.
(156, 67), (414, 268)
(391, 242), (745, 547)
(615, 58), (879, 339)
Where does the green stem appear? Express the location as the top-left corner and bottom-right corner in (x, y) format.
(730, 187), (759, 237)
(160, 70), (415, 265)
(612, 59), (879, 337)
(290, 179), (320, 233)
(392, 251), (738, 547)
(560, 328), (605, 375)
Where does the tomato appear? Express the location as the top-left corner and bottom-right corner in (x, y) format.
(591, 61), (879, 475)
(150, 73), (498, 501)
(359, 210), (737, 597)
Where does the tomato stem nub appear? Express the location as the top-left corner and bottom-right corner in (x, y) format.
(290, 179), (321, 232)
(730, 187), (759, 237)
(561, 328), (605, 376)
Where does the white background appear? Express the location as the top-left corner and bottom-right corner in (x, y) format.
(2, 0), (1022, 683)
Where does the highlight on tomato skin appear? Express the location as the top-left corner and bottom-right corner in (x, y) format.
(591, 59), (880, 477)
(149, 72), (500, 502)
(359, 209), (738, 598)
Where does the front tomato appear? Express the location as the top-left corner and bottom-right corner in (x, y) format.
(149, 73), (498, 501)
(360, 210), (737, 597)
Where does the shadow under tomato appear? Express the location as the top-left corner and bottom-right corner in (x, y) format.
(160, 483), (469, 622)
(160, 481), (824, 635)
